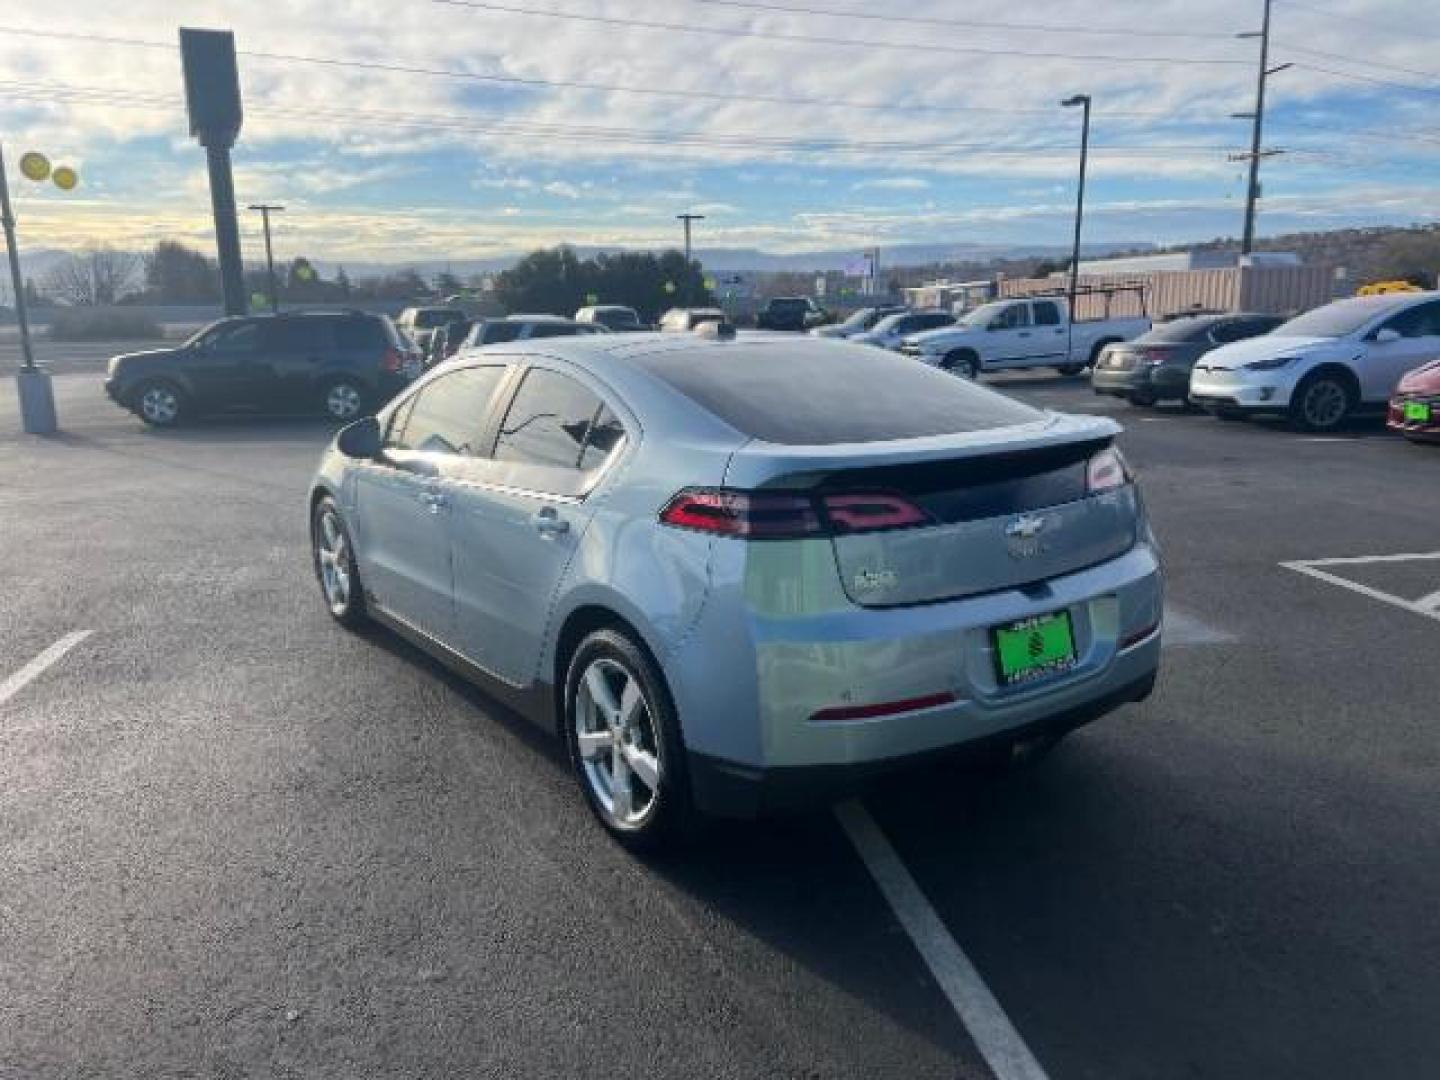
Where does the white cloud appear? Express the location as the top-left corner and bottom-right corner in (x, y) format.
(543, 180), (582, 199)
(852, 177), (930, 191)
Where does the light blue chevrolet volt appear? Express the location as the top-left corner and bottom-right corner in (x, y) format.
(309, 329), (1162, 849)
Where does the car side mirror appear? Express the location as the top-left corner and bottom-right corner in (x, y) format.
(336, 416), (382, 458)
(1374, 328), (1401, 344)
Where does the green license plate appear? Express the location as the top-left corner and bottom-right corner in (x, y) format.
(1404, 401), (1432, 423)
(993, 611), (1077, 686)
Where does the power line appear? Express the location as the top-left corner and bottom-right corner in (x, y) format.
(0, 79), (1264, 161)
(1279, 42), (1440, 82)
(1287, 60), (1440, 97)
(674, 0), (1237, 40)
(0, 25), (1191, 119)
(1274, 0), (1440, 42)
(429, 0), (1251, 65)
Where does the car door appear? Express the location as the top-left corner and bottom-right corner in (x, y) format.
(447, 364), (626, 686)
(1361, 301), (1440, 402)
(350, 368), (497, 639)
(258, 317), (333, 410)
(186, 320), (264, 409)
(1029, 300), (1068, 362)
(985, 302), (1035, 366)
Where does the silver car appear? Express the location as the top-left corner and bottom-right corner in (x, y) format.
(309, 332), (1162, 849)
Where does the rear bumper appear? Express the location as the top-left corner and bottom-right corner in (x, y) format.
(689, 669), (1157, 818)
(669, 540), (1163, 816)
(1092, 365), (1190, 398)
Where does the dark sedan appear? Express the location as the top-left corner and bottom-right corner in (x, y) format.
(1092, 312), (1283, 406)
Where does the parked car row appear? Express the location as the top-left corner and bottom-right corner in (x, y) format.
(1091, 292), (1440, 438)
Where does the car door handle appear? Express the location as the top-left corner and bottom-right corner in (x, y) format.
(533, 507), (570, 535)
(419, 488), (450, 514)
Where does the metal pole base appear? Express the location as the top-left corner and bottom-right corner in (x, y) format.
(16, 368), (58, 435)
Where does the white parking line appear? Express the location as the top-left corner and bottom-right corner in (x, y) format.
(0, 630), (92, 706)
(835, 800), (1050, 1080)
(1282, 553), (1440, 624)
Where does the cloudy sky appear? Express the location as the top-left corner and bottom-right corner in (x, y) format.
(1, 0), (1436, 263)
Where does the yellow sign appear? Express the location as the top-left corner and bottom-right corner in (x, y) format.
(704, 277), (717, 291)
(1358, 280), (1421, 296)
(663, 281), (677, 295)
(19, 152), (51, 182)
(51, 166), (79, 191)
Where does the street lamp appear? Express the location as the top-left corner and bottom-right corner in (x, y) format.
(3, 144), (79, 434)
(248, 204), (284, 313)
(677, 213), (704, 306)
(1060, 94), (1091, 320)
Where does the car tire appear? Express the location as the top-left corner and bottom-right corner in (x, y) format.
(1056, 364), (1086, 377)
(944, 350), (980, 379)
(132, 378), (188, 427)
(311, 496), (367, 629)
(564, 627), (694, 852)
(1289, 373), (1353, 432)
(321, 378), (367, 422)
(1128, 390), (1158, 408)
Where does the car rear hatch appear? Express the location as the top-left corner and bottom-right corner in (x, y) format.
(726, 417), (1139, 608)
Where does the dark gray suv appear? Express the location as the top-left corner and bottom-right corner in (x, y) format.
(104, 312), (421, 427)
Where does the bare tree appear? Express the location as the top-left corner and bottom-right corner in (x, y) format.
(44, 246), (142, 306)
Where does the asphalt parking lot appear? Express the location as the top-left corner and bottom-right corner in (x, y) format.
(2, 364), (1438, 1079)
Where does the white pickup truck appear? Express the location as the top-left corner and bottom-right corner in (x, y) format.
(897, 297), (1150, 378)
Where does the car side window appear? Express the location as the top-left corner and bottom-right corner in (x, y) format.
(336, 319), (385, 351)
(526, 323), (575, 339)
(993, 305), (1031, 330)
(1032, 301), (1061, 327)
(387, 366), (508, 458)
(207, 322), (261, 354)
(263, 319), (331, 352)
(1381, 301), (1440, 340)
(491, 368), (623, 497)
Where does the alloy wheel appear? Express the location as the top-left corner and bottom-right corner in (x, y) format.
(140, 385), (179, 425)
(325, 382), (363, 420)
(1301, 380), (1347, 430)
(573, 657), (662, 829)
(315, 507), (352, 612)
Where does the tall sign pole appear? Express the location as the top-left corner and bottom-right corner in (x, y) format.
(180, 28), (247, 316)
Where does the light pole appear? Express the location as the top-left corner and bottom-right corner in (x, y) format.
(4, 144), (78, 434)
(248, 204), (284, 313)
(677, 213), (704, 306)
(1061, 94), (1091, 320)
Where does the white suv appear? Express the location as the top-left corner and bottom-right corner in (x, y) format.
(1189, 293), (1440, 431)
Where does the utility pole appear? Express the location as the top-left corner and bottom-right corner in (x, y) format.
(677, 213), (704, 306)
(248, 203), (284, 313)
(1061, 94), (1092, 321)
(1233, 0), (1292, 255)
(0, 142), (36, 373)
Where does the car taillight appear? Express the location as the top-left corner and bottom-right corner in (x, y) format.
(381, 347), (404, 373)
(1086, 446), (1131, 493)
(660, 488), (932, 539)
(1136, 346), (1175, 364)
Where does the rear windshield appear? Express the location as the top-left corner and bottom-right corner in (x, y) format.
(632, 341), (1042, 445)
(1140, 318), (1219, 343)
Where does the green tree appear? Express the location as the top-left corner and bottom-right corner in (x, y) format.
(494, 247), (710, 321)
(143, 241), (219, 303)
